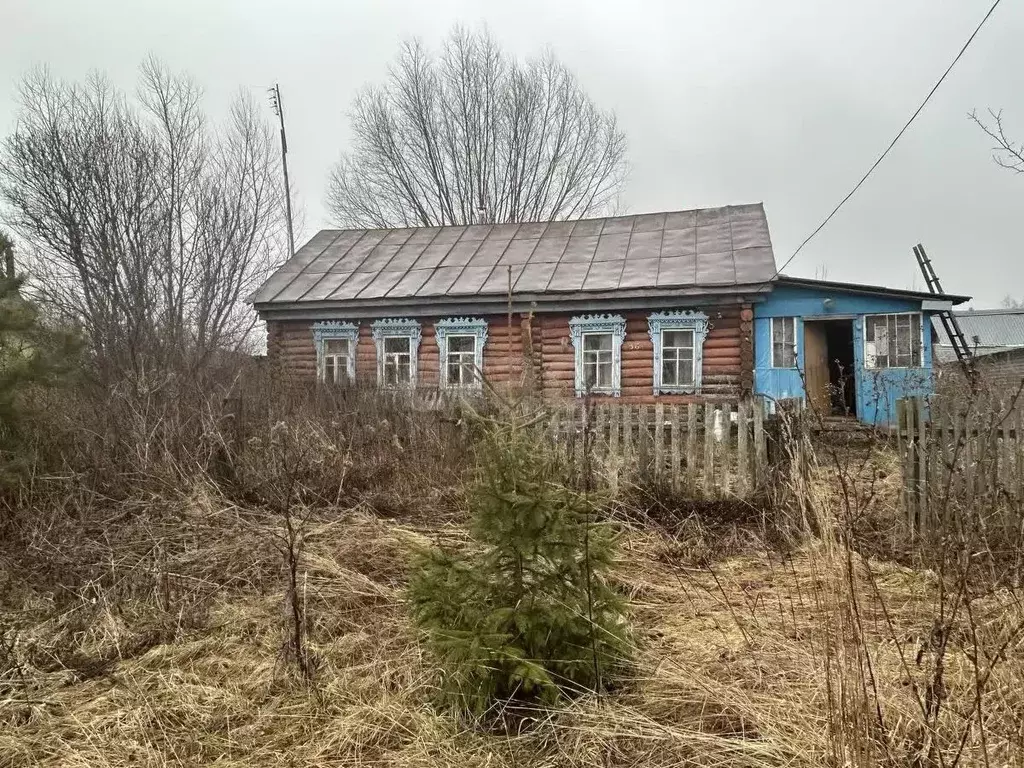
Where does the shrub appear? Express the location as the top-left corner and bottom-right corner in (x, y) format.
(408, 401), (630, 716)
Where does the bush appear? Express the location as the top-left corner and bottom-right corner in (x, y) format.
(408, 400), (630, 716)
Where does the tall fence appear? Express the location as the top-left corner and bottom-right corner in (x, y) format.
(547, 399), (771, 500)
(898, 395), (1024, 538)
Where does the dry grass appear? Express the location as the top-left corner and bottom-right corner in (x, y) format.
(3, 481), (1022, 768)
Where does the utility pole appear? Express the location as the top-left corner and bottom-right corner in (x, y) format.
(268, 83), (295, 259)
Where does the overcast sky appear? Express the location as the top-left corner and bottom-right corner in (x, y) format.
(2, 0), (1022, 307)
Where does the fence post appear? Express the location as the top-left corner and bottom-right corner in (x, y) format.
(703, 403), (715, 497)
(737, 399), (750, 498)
(654, 403), (665, 480)
(753, 398), (767, 489)
(671, 404), (682, 490)
(686, 404), (698, 494)
(917, 396), (929, 535)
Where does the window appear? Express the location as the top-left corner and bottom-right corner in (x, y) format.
(647, 311), (710, 394)
(771, 317), (797, 368)
(323, 339), (352, 384)
(661, 329), (696, 386)
(446, 336), (476, 385)
(313, 321), (359, 384)
(383, 336), (412, 385)
(435, 318), (488, 389)
(865, 313), (922, 368)
(569, 315), (626, 396)
(371, 319), (422, 387)
(583, 333), (614, 390)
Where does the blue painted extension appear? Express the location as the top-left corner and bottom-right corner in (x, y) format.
(754, 284), (936, 425)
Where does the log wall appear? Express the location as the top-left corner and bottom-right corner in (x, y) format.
(266, 303), (754, 403)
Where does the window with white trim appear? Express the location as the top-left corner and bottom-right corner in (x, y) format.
(583, 332), (614, 391)
(647, 311), (710, 394)
(435, 318), (488, 389)
(661, 329), (696, 387)
(371, 319), (422, 387)
(569, 315), (625, 396)
(771, 317), (797, 368)
(323, 338), (353, 383)
(383, 337), (412, 385)
(313, 321), (359, 384)
(865, 313), (922, 369)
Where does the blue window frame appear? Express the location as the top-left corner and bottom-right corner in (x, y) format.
(647, 311), (710, 394)
(313, 321), (359, 384)
(371, 318), (422, 388)
(569, 315), (626, 396)
(435, 318), (488, 389)
(771, 317), (798, 368)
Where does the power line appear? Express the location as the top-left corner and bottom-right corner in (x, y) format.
(766, 0), (1004, 284)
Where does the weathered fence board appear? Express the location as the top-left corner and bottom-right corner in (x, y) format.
(899, 395), (1024, 539)
(548, 398), (770, 500)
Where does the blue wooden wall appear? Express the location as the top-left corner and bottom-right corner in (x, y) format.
(754, 284), (935, 425)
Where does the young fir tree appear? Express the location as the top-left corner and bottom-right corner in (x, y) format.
(0, 231), (79, 480)
(408, 402), (630, 716)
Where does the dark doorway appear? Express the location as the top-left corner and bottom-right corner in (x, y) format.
(803, 319), (857, 418)
(824, 320), (856, 416)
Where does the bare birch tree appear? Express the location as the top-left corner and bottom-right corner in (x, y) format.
(326, 27), (628, 228)
(0, 59), (283, 387)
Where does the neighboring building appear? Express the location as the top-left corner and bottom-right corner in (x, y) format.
(250, 204), (969, 424)
(755, 277), (967, 425)
(933, 309), (1024, 397)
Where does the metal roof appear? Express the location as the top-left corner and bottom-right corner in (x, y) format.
(933, 309), (1024, 360)
(251, 204), (777, 309)
(777, 275), (970, 305)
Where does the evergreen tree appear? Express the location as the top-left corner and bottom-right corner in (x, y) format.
(0, 231), (79, 478)
(408, 402), (630, 716)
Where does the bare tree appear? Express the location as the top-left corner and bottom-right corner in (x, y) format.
(971, 108), (1024, 174)
(0, 59), (284, 387)
(326, 27), (628, 228)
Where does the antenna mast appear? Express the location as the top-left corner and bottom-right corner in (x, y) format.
(269, 83), (296, 259)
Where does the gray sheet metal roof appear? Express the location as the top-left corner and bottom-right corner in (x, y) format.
(251, 204), (776, 308)
(933, 309), (1024, 361)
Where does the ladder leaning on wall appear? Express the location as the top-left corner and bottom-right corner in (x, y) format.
(913, 243), (977, 387)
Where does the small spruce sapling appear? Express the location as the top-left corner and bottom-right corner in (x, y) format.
(408, 401), (630, 715)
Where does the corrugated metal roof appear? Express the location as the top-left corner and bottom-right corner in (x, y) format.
(932, 309), (1024, 358)
(251, 203), (776, 306)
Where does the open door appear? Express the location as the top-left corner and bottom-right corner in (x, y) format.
(803, 321), (830, 414)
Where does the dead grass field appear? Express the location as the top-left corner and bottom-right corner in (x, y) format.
(3, 479), (1022, 768)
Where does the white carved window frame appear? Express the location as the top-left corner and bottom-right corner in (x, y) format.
(569, 314), (626, 397)
(313, 321), (359, 384)
(647, 311), (710, 394)
(435, 317), (488, 390)
(371, 318), (422, 388)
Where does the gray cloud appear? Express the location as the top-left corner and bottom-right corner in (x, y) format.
(2, 0), (1021, 305)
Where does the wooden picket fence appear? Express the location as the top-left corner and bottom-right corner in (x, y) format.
(898, 395), (1024, 537)
(546, 399), (771, 500)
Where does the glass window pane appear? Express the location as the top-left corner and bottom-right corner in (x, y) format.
(324, 338), (349, 354)
(662, 358), (676, 385)
(679, 361), (694, 385)
(448, 335), (475, 353)
(584, 333), (613, 351)
(385, 336), (410, 354)
(663, 330), (693, 350)
(597, 360), (611, 388)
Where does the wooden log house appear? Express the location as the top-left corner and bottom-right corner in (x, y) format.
(252, 205), (771, 404)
